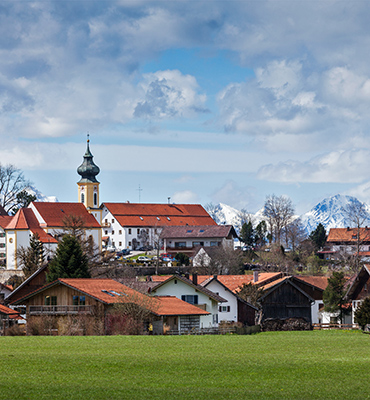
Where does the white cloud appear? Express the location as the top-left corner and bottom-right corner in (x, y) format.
(210, 179), (256, 210)
(172, 190), (199, 204)
(134, 70), (208, 119)
(257, 149), (370, 184)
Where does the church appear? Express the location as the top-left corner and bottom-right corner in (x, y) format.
(2, 138), (217, 269)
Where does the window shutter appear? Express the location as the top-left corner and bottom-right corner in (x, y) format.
(219, 306), (222, 312)
(181, 295), (185, 301)
(194, 295), (198, 305)
(227, 306), (230, 312)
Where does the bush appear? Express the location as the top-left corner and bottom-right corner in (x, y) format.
(5, 324), (26, 336)
(27, 316), (57, 335)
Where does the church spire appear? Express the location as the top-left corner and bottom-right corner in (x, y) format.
(77, 135), (100, 183)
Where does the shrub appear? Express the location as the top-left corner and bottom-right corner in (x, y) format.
(5, 324), (26, 336)
(354, 297), (370, 330)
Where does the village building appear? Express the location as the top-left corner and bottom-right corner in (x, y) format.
(100, 203), (217, 251)
(160, 224), (237, 257)
(10, 278), (211, 335)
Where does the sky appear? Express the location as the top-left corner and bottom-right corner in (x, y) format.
(2, 0), (370, 215)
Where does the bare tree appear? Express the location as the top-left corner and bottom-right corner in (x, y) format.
(263, 194), (294, 245)
(283, 218), (307, 252)
(0, 164), (32, 214)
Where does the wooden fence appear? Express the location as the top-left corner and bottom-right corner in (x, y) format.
(312, 323), (359, 330)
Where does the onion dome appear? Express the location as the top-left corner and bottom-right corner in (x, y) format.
(77, 136), (100, 183)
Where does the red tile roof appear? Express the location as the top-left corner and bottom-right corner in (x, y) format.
(151, 273), (283, 293)
(0, 215), (12, 229)
(103, 203), (216, 227)
(31, 202), (101, 228)
(293, 276), (329, 291)
(0, 304), (22, 319)
(327, 227), (370, 243)
(5, 208), (58, 244)
(155, 296), (210, 316)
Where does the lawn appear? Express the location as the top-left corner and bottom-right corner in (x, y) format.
(1, 330), (370, 399)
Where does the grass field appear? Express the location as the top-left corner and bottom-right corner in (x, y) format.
(1, 330), (370, 400)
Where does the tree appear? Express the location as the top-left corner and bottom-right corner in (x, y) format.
(0, 164), (32, 214)
(16, 233), (45, 278)
(46, 235), (90, 282)
(354, 297), (370, 329)
(239, 221), (254, 247)
(238, 283), (265, 324)
(175, 252), (190, 266)
(283, 218), (307, 252)
(11, 190), (37, 216)
(309, 223), (327, 250)
(323, 271), (347, 323)
(263, 195), (294, 244)
(254, 220), (267, 249)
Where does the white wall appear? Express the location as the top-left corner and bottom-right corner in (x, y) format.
(205, 280), (238, 323)
(151, 278), (219, 327)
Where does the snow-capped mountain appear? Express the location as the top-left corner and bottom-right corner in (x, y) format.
(27, 186), (58, 203)
(300, 194), (370, 233)
(207, 194), (370, 234)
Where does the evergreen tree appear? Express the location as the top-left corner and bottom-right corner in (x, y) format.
(254, 220), (267, 248)
(309, 223), (327, 250)
(239, 221), (254, 247)
(354, 297), (370, 329)
(46, 234), (90, 282)
(323, 271), (347, 323)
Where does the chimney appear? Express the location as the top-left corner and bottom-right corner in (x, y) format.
(184, 272), (190, 280)
(253, 271), (259, 283)
(193, 273), (198, 286)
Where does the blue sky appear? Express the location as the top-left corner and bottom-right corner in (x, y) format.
(2, 1), (370, 214)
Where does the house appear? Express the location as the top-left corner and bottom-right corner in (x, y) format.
(11, 278), (211, 335)
(258, 277), (314, 323)
(149, 274), (227, 327)
(160, 225), (237, 257)
(0, 214), (12, 266)
(345, 265), (370, 324)
(0, 282), (13, 304)
(321, 227), (370, 260)
(5, 202), (102, 270)
(100, 202), (217, 251)
(291, 276), (328, 324)
(200, 275), (257, 325)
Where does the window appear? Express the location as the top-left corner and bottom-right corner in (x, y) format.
(219, 306), (230, 312)
(129, 241), (132, 246)
(128, 229), (132, 235)
(94, 193), (97, 206)
(119, 242), (122, 246)
(112, 230), (115, 235)
(192, 241), (204, 247)
(112, 219), (115, 223)
(181, 295), (198, 305)
(140, 217), (144, 221)
(174, 280), (177, 284)
(0, 243), (5, 248)
(105, 230), (108, 235)
(213, 314), (218, 324)
(137, 229), (140, 234)
(210, 241), (219, 246)
(45, 296), (57, 306)
(81, 193), (85, 203)
(105, 219), (108, 223)
(157, 217), (160, 221)
(175, 242), (186, 248)
(119, 230), (122, 235)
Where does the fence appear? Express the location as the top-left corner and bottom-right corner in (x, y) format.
(312, 323), (359, 330)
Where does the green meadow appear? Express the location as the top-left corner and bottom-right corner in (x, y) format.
(1, 330), (369, 400)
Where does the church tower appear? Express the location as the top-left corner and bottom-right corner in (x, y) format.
(77, 136), (102, 223)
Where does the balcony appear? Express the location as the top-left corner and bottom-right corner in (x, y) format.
(29, 305), (94, 315)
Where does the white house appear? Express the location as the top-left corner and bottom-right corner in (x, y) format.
(100, 203), (217, 251)
(150, 274), (227, 328)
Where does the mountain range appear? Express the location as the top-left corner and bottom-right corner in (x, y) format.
(207, 194), (370, 234)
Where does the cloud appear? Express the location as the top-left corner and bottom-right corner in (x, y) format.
(210, 179), (257, 210)
(257, 149), (370, 184)
(134, 70), (208, 119)
(172, 190), (199, 204)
